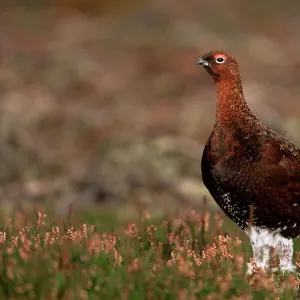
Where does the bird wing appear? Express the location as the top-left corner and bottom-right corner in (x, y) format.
(247, 135), (300, 236)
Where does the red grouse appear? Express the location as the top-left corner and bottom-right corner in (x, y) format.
(198, 51), (300, 274)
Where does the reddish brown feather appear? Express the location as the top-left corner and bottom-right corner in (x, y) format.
(200, 51), (300, 238)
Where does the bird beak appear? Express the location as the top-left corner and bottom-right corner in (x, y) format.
(198, 58), (209, 67)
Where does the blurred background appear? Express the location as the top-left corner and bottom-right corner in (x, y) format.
(1, 0), (300, 218)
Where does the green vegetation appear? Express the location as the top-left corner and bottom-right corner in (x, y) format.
(0, 207), (298, 299)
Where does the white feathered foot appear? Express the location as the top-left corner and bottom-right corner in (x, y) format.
(245, 226), (296, 275)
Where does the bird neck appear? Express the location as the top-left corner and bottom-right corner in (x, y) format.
(215, 78), (253, 124)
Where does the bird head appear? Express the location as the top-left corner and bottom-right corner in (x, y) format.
(198, 51), (240, 82)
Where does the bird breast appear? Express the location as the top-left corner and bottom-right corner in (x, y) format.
(208, 126), (262, 190)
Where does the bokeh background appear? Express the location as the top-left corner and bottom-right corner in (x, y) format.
(1, 0), (300, 218)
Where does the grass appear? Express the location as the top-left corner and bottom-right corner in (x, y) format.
(0, 207), (299, 299)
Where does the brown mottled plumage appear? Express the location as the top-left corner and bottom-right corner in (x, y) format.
(198, 51), (300, 273)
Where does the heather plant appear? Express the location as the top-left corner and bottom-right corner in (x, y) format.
(0, 208), (298, 299)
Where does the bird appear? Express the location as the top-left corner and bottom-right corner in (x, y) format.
(198, 50), (300, 274)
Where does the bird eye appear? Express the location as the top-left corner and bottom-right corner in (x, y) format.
(215, 57), (225, 64)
